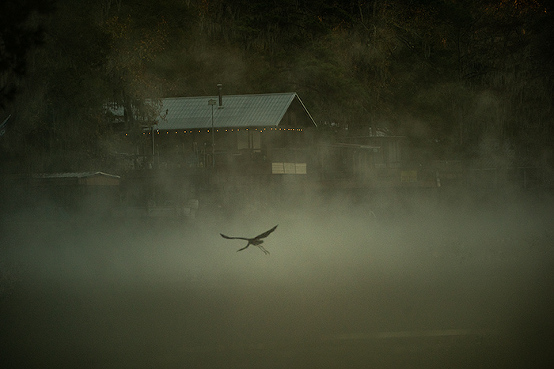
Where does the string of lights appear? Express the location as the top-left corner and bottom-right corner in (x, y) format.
(128, 127), (304, 136)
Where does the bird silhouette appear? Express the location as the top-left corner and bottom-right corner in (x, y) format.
(220, 225), (278, 254)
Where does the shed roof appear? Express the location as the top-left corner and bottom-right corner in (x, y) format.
(32, 172), (121, 186)
(34, 172), (120, 179)
(155, 92), (316, 130)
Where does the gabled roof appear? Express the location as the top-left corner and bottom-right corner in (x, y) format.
(33, 172), (120, 179)
(155, 92), (316, 130)
(32, 172), (120, 186)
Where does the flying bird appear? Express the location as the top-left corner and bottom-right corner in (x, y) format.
(220, 225), (278, 254)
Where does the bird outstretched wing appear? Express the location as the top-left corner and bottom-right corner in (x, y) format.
(220, 234), (249, 240)
(254, 225), (278, 240)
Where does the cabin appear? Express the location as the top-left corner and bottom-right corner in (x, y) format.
(141, 92), (318, 176)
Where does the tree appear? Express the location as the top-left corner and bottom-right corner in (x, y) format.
(1, 0), (170, 172)
(101, 12), (168, 131)
(0, 0), (54, 107)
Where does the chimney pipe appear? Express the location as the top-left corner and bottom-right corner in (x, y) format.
(217, 83), (223, 107)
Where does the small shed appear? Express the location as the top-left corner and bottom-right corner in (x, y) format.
(30, 172), (121, 212)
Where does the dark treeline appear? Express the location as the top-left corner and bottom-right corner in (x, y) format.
(1, 0), (553, 173)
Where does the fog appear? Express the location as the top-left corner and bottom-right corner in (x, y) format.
(1, 190), (554, 368)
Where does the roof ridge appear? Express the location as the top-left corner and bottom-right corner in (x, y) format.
(162, 92), (296, 100)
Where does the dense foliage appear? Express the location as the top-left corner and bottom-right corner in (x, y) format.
(1, 0), (553, 172)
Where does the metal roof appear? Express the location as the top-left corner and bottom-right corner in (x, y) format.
(155, 92), (315, 130)
(33, 172), (121, 179)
